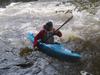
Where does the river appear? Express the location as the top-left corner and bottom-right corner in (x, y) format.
(0, 0), (100, 75)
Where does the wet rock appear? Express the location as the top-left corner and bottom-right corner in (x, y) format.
(19, 47), (33, 57)
(80, 71), (93, 75)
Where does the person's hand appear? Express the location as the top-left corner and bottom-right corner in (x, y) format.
(34, 46), (38, 51)
(53, 31), (58, 35)
(60, 38), (65, 42)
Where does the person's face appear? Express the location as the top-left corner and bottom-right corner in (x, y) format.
(47, 26), (53, 31)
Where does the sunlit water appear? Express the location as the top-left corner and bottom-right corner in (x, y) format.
(0, 1), (100, 75)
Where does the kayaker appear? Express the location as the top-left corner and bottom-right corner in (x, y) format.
(33, 21), (62, 48)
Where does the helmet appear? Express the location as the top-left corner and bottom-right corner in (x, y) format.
(44, 21), (53, 31)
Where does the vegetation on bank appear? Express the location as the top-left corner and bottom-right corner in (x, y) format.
(68, 0), (100, 14)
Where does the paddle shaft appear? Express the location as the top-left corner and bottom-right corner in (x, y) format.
(45, 15), (73, 42)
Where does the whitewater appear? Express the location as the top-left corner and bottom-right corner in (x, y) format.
(0, 1), (100, 75)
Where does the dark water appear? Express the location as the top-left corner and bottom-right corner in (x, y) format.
(0, 0), (38, 7)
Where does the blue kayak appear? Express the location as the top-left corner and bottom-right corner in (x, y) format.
(27, 32), (81, 61)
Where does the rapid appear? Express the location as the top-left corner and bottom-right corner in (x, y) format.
(0, 1), (100, 75)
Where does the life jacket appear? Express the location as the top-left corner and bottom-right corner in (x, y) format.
(33, 26), (62, 47)
(42, 30), (54, 44)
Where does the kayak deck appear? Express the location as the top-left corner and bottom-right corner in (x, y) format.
(38, 42), (81, 61)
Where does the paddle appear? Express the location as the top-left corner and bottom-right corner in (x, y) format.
(45, 15), (73, 42)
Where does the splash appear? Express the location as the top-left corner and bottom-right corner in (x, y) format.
(60, 29), (82, 42)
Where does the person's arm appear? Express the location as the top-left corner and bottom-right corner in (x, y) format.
(33, 30), (45, 47)
(55, 30), (62, 37)
(53, 28), (62, 37)
(33, 30), (43, 47)
(33, 35), (39, 47)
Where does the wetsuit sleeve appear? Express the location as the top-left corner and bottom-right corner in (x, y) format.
(53, 28), (62, 37)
